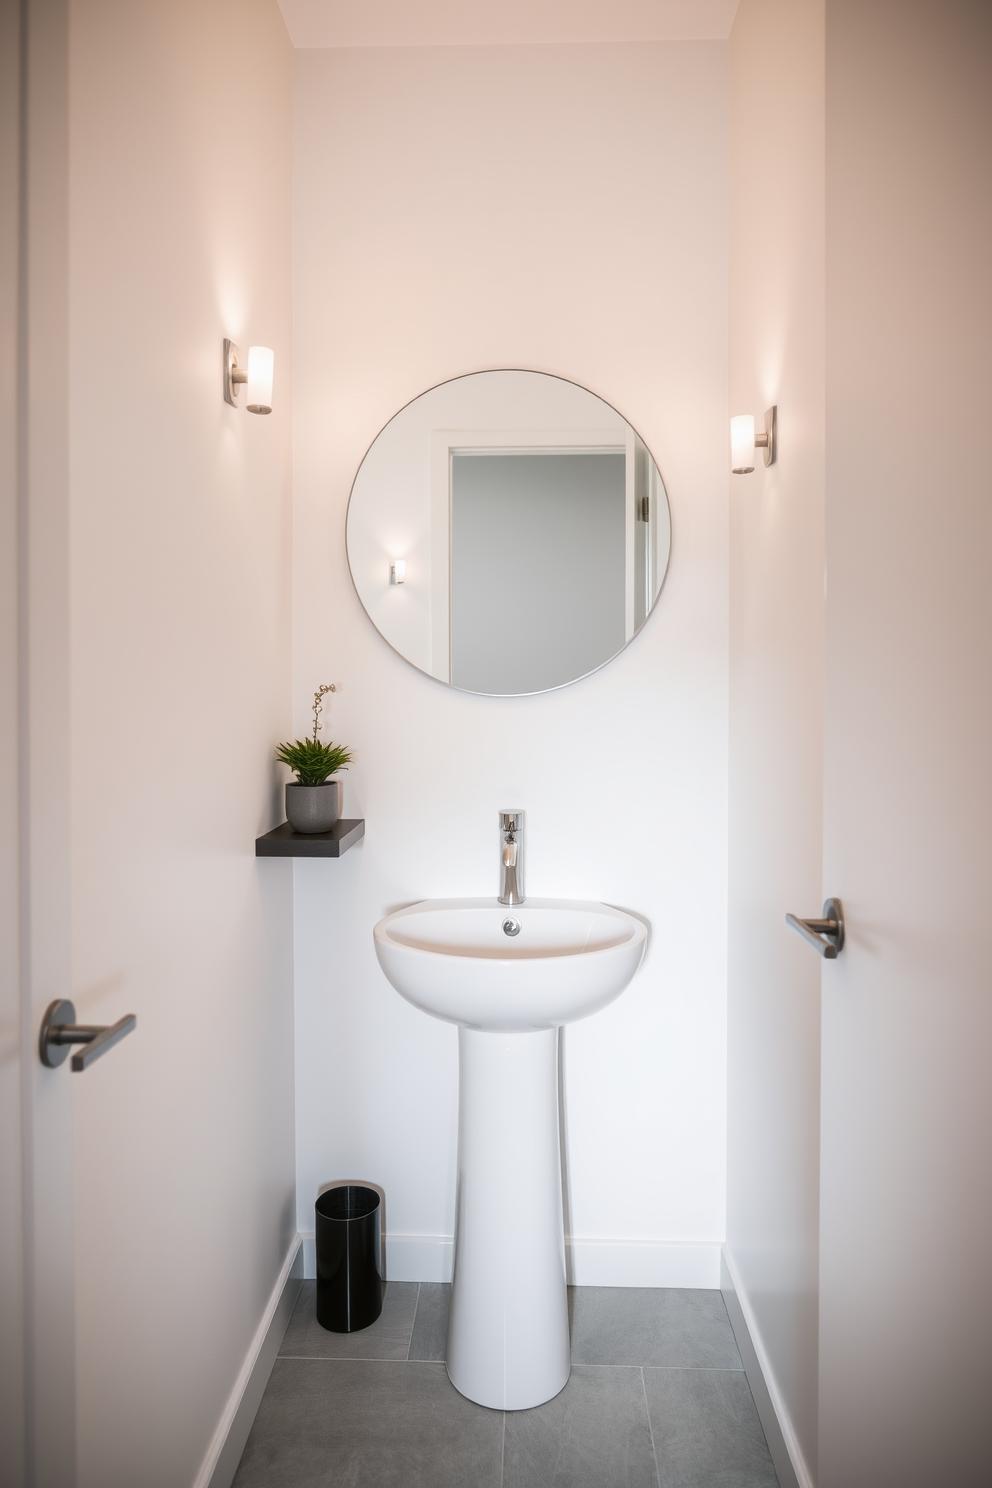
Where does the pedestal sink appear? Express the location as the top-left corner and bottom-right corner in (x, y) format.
(373, 898), (647, 1410)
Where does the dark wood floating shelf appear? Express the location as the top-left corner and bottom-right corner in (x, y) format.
(255, 819), (365, 858)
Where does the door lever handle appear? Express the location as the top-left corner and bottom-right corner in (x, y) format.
(786, 898), (845, 958)
(39, 999), (137, 1072)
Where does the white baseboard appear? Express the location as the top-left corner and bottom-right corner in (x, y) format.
(566, 1239), (721, 1287)
(720, 1248), (814, 1488)
(194, 1235), (304, 1488)
(301, 1234), (315, 1276)
(385, 1233), (455, 1281)
(300, 1232), (720, 1288)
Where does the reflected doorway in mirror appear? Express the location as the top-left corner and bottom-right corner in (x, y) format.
(345, 370), (672, 696)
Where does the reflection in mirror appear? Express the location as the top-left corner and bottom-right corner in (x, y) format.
(346, 371), (671, 697)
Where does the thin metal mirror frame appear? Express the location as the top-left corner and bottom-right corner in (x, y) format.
(344, 367), (674, 698)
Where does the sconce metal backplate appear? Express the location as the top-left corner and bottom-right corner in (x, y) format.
(761, 405), (777, 466)
(223, 338), (241, 406)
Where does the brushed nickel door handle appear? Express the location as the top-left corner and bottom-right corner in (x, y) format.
(39, 999), (137, 1071)
(786, 898), (845, 958)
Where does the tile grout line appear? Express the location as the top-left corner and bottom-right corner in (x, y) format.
(499, 1409), (506, 1488)
(278, 1355), (744, 1372)
(636, 1364), (745, 1373)
(564, 1361), (746, 1373)
(278, 1355), (450, 1364)
(406, 1281), (421, 1361)
(640, 1365), (663, 1488)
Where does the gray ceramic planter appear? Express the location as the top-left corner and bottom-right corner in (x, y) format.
(286, 780), (340, 834)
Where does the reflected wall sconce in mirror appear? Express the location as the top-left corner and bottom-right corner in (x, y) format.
(390, 559), (406, 585)
(731, 406), (777, 473)
(223, 338), (274, 414)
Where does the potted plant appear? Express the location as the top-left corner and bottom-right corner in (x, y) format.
(276, 684), (354, 834)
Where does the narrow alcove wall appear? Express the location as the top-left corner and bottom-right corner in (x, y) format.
(291, 37), (731, 1285)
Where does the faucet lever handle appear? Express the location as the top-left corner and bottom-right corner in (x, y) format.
(498, 808), (524, 905)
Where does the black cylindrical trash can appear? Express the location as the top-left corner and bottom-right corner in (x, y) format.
(315, 1185), (383, 1332)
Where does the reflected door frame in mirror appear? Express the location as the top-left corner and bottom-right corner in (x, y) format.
(345, 370), (672, 697)
(428, 425), (640, 683)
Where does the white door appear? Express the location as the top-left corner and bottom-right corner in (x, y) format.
(818, 4), (992, 1484)
(6, 8), (301, 1486)
(1, 2), (77, 1484)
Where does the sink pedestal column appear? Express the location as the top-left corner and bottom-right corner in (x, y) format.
(446, 1026), (570, 1410)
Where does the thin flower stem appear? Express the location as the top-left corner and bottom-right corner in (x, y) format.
(311, 683), (336, 743)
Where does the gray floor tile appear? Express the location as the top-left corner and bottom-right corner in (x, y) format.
(279, 1279), (419, 1360)
(644, 1368), (778, 1488)
(409, 1281), (450, 1362)
(232, 1358), (503, 1488)
(504, 1365), (659, 1488)
(569, 1288), (743, 1369)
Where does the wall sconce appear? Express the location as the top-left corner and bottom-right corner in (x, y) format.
(390, 560), (406, 585)
(730, 406), (777, 473)
(223, 339), (274, 414)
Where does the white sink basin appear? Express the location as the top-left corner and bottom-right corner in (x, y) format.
(373, 896), (647, 1413)
(373, 897), (646, 1032)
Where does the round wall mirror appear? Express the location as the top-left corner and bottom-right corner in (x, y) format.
(346, 370), (672, 697)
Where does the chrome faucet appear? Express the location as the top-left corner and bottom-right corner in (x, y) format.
(498, 811), (524, 905)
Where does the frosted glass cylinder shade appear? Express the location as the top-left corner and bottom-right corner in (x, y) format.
(246, 346), (274, 414)
(731, 414), (755, 473)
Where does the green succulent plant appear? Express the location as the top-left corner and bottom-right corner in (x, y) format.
(276, 737), (353, 786)
(276, 683), (354, 785)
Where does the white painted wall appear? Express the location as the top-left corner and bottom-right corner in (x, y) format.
(293, 40), (730, 1285)
(66, 3), (295, 1486)
(725, 4), (824, 1485)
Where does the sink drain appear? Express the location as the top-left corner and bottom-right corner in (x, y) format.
(502, 918), (521, 937)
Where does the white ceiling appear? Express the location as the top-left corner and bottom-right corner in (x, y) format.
(276, 0), (740, 49)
